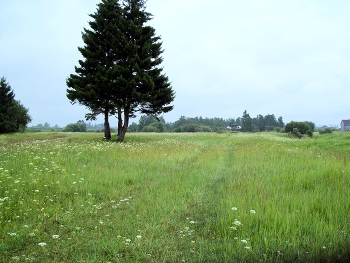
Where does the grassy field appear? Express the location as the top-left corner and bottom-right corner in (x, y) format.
(0, 131), (349, 262)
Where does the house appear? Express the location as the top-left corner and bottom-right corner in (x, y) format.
(340, 120), (350, 131)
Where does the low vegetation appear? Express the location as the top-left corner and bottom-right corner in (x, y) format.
(0, 132), (349, 262)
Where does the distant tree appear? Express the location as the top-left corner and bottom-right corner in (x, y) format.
(142, 125), (157, 132)
(172, 116), (187, 130)
(235, 117), (242, 126)
(63, 120), (87, 132)
(66, 0), (174, 142)
(241, 110), (254, 132)
(128, 122), (138, 132)
(265, 114), (277, 127)
(255, 114), (265, 131)
(277, 116), (284, 127)
(0, 77), (31, 133)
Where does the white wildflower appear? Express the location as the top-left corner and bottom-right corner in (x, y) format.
(38, 242), (47, 246)
(233, 220), (242, 226)
(231, 207), (238, 211)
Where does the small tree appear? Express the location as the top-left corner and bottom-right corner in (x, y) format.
(0, 77), (31, 133)
(285, 121), (313, 137)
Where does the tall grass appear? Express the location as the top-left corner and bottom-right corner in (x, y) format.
(0, 132), (349, 262)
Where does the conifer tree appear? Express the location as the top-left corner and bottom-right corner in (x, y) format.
(66, 0), (174, 141)
(0, 77), (31, 133)
(67, 0), (124, 140)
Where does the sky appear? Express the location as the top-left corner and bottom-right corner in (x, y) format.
(1, 0), (350, 127)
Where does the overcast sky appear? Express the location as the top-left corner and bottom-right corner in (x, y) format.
(1, 0), (350, 127)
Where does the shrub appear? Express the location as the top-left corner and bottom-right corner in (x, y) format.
(142, 125), (157, 132)
(285, 121), (313, 137)
(319, 128), (333, 134)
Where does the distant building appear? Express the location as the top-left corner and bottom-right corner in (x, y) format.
(340, 120), (350, 131)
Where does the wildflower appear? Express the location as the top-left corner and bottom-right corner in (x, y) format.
(38, 242), (47, 246)
(52, 235), (60, 239)
(233, 220), (242, 226)
(230, 226), (237, 230)
(8, 232), (17, 236)
(231, 207), (238, 211)
(125, 239), (131, 242)
(241, 239), (248, 244)
(136, 235), (142, 239)
(250, 210), (256, 214)
(29, 233), (35, 237)
(244, 246), (251, 249)
(189, 221), (196, 224)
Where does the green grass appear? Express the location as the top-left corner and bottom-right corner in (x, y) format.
(0, 132), (349, 262)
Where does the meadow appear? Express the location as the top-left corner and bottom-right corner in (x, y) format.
(0, 131), (349, 262)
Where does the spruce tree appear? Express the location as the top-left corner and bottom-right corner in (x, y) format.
(67, 0), (174, 141)
(114, 0), (174, 141)
(0, 77), (31, 133)
(67, 0), (124, 140)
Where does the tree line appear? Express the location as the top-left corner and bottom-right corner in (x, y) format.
(128, 111), (286, 133)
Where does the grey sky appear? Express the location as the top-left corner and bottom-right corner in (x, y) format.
(1, 0), (349, 127)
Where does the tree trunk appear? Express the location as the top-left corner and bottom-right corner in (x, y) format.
(118, 110), (129, 142)
(117, 109), (123, 139)
(104, 111), (111, 140)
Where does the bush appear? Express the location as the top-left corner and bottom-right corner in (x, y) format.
(319, 128), (333, 134)
(285, 121), (313, 137)
(291, 128), (303, 139)
(201, 126), (212, 132)
(142, 125), (157, 132)
(171, 124), (213, 133)
(63, 121), (87, 132)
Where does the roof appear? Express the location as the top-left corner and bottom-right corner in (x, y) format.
(341, 119), (350, 125)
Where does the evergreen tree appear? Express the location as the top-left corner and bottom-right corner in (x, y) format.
(255, 114), (265, 131)
(67, 0), (124, 140)
(241, 110), (254, 132)
(0, 77), (31, 133)
(277, 116), (284, 127)
(66, 0), (174, 142)
(115, 0), (174, 141)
